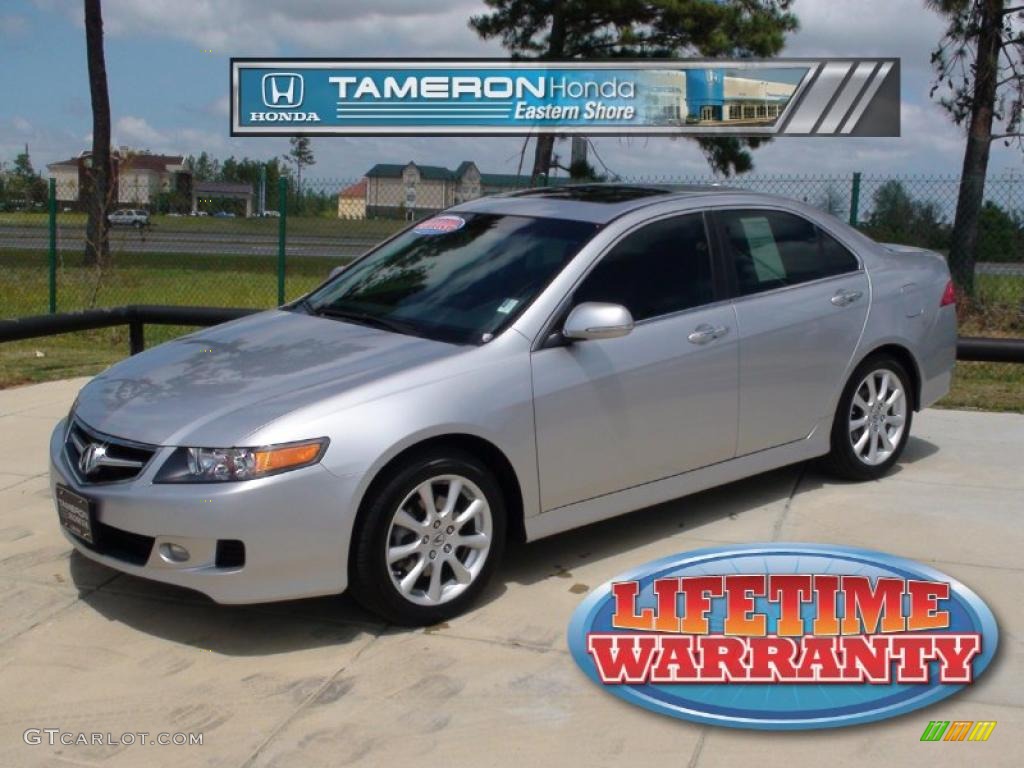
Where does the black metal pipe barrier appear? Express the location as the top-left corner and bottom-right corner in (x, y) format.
(956, 337), (1024, 364)
(0, 306), (258, 355)
(0, 306), (1022, 363)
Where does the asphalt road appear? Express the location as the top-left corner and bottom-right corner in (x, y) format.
(0, 225), (378, 259)
(4, 224), (1024, 275)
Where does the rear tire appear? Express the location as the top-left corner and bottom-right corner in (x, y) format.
(822, 354), (914, 481)
(349, 449), (506, 626)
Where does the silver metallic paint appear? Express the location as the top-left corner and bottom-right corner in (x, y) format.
(51, 190), (956, 604)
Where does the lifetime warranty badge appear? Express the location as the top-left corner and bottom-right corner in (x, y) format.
(567, 544), (997, 730)
(230, 59), (899, 137)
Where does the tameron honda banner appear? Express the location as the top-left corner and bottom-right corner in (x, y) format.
(231, 58), (900, 137)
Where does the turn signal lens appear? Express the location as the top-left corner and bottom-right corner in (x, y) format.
(940, 279), (956, 307)
(253, 442), (324, 474)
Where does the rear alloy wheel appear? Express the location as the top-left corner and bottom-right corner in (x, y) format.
(823, 355), (914, 481)
(350, 450), (505, 625)
(848, 368), (908, 467)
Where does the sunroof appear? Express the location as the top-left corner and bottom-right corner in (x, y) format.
(509, 184), (672, 203)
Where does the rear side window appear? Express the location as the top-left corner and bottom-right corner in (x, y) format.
(819, 229), (859, 275)
(718, 209), (859, 295)
(573, 213), (714, 321)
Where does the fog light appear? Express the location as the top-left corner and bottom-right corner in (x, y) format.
(159, 542), (190, 563)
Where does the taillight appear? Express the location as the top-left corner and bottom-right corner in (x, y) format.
(940, 279), (956, 307)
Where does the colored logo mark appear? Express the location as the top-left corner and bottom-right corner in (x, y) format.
(920, 720), (996, 742)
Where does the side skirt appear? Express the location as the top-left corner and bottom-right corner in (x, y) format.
(524, 424), (830, 542)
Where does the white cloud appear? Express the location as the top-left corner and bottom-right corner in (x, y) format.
(0, 118), (84, 169)
(11, 116), (33, 134)
(39, 0), (497, 55)
(22, 0), (1024, 178)
(114, 115), (170, 149)
(0, 13), (28, 38)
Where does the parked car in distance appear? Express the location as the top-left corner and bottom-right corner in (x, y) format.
(107, 209), (150, 227)
(212, 211), (236, 218)
(260, 210), (280, 218)
(51, 185), (957, 625)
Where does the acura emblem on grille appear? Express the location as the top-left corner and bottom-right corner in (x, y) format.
(78, 442), (108, 476)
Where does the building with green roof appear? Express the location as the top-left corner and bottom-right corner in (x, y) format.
(360, 160), (563, 219)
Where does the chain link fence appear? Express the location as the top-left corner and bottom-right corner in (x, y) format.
(1, 171), (1021, 408)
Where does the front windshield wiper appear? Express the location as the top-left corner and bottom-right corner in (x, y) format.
(314, 306), (419, 336)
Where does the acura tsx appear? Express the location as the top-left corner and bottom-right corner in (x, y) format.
(50, 185), (957, 624)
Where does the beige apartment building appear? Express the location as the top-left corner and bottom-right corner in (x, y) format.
(47, 150), (190, 209)
(360, 161), (543, 219)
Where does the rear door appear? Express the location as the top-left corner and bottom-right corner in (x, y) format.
(711, 208), (869, 455)
(531, 212), (738, 512)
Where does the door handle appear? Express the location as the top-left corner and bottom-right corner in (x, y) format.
(831, 288), (863, 307)
(688, 324), (729, 345)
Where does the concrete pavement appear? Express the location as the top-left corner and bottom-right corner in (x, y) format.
(0, 378), (1020, 767)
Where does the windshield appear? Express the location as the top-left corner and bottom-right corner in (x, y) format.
(301, 213), (600, 344)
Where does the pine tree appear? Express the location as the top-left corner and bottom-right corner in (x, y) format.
(470, 0), (798, 183)
(928, 0), (1024, 295)
(287, 137), (316, 195)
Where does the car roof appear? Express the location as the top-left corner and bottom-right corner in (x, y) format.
(449, 182), (758, 224)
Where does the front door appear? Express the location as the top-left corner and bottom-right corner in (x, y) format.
(531, 213), (739, 512)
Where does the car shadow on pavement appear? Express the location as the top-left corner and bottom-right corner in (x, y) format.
(890, 435), (940, 467)
(68, 552), (395, 655)
(67, 437), (940, 653)
(497, 435), (939, 588)
(499, 463), (813, 589)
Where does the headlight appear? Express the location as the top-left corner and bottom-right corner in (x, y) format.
(154, 438), (328, 483)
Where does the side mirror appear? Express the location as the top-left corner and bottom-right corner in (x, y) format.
(329, 265), (346, 279)
(563, 302), (634, 341)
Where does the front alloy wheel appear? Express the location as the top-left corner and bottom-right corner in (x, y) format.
(350, 449), (506, 625)
(386, 475), (493, 606)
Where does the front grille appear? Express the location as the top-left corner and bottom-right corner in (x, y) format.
(75, 521), (155, 566)
(65, 418), (156, 484)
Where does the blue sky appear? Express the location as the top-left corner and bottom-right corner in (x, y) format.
(1, 0), (1021, 183)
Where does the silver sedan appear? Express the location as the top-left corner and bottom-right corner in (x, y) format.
(49, 185), (957, 624)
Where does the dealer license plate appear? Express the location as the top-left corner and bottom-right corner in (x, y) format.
(56, 484), (95, 544)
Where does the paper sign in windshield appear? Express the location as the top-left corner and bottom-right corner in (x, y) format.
(413, 216), (466, 236)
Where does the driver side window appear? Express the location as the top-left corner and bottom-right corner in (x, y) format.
(573, 214), (714, 321)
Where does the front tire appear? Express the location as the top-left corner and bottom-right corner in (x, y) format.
(822, 354), (914, 481)
(349, 449), (506, 626)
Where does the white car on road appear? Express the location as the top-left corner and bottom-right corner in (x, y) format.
(107, 209), (150, 227)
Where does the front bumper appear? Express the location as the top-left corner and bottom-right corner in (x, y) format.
(49, 419), (359, 604)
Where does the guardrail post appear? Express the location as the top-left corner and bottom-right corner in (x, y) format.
(277, 177), (287, 305)
(48, 177), (57, 313)
(129, 320), (145, 355)
(849, 171), (862, 227)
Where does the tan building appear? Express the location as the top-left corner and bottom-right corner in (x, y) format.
(46, 149), (190, 210)
(365, 162), (456, 219)
(337, 179), (368, 219)
(362, 161), (556, 219)
(47, 158), (82, 202)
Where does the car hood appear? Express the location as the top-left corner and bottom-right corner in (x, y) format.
(73, 310), (464, 446)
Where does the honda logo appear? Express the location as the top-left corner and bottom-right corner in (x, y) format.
(262, 72), (304, 108)
(78, 442), (108, 476)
